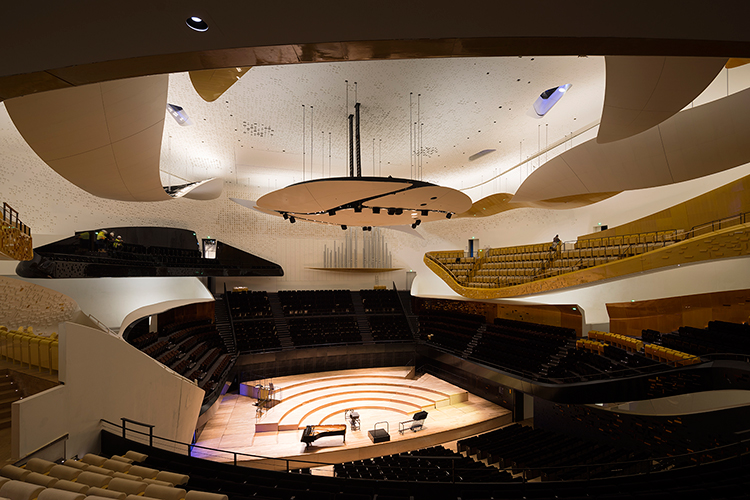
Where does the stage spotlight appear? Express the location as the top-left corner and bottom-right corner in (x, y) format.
(328, 209), (336, 216)
(446, 212), (453, 219)
(341, 225), (347, 230)
(372, 207), (381, 214)
(387, 208), (396, 216)
(282, 213), (289, 220)
(395, 208), (403, 215)
(363, 226), (367, 232)
(354, 205), (363, 213)
(289, 216), (296, 223)
(421, 210), (429, 217)
(415, 219), (421, 226)
(411, 223), (417, 229)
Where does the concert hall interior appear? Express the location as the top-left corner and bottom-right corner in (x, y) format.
(3, 3), (750, 500)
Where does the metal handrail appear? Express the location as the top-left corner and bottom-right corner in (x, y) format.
(431, 209), (750, 290)
(101, 418), (750, 483)
(420, 338), (715, 385)
(2, 202), (31, 236)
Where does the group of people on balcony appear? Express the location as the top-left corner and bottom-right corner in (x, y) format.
(77, 229), (124, 253)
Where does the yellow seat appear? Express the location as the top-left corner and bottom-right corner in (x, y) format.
(40, 338), (53, 372)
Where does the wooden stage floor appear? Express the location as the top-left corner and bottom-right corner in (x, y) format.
(193, 367), (512, 470)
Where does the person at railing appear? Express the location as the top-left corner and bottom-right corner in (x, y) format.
(549, 235), (561, 253)
(96, 229), (108, 251)
(77, 231), (91, 253)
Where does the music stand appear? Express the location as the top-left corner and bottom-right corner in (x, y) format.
(345, 409), (360, 431)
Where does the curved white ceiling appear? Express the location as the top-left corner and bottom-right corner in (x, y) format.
(596, 56), (727, 144)
(5, 75), (172, 202)
(513, 86), (750, 203)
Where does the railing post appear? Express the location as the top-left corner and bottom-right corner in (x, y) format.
(149, 427), (153, 447)
(234, 453), (237, 466)
(286, 459), (290, 472)
(121, 418), (126, 439)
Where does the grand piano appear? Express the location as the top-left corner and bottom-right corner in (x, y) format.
(300, 424), (346, 447)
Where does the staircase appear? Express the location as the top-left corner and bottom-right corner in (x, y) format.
(539, 341), (575, 378)
(397, 290), (420, 339)
(267, 293), (293, 349)
(463, 324), (485, 358)
(213, 297), (236, 354)
(0, 373), (21, 430)
(350, 291), (374, 343)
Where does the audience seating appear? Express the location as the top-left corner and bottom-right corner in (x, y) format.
(419, 310), (484, 354)
(588, 331), (643, 352)
(232, 321), (281, 353)
(225, 291), (272, 319)
(428, 229), (688, 289)
(334, 446), (513, 482)
(125, 319), (230, 405)
(278, 290), (354, 316)
(359, 289), (401, 314)
(288, 316), (361, 346)
(0, 451), (224, 500)
(0, 326), (59, 373)
(367, 315), (413, 342)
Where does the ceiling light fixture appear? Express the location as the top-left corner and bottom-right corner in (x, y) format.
(533, 83), (572, 116)
(186, 16), (209, 32)
(167, 104), (192, 126)
(249, 91), (471, 228)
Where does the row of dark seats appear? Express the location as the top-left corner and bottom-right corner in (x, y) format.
(458, 424), (650, 481)
(288, 316), (361, 346)
(234, 320), (281, 353)
(278, 290), (354, 316)
(468, 321), (571, 374)
(360, 289), (401, 314)
(103, 430), (750, 500)
(334, 446), (515, 482)
(126, 318), (230, 404)
(368, 315), (413, 342)
(658, 321), (750, 356)
(419, 311), (485, 353)
(225, 291), (273, 319)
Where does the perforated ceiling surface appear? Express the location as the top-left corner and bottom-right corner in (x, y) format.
(159, 56), (606, 200)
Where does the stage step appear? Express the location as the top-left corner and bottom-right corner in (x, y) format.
(267, 293), (293, 349)
(350, 291), (374, 343)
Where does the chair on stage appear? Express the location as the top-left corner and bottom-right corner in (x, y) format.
(399, 410), (428, 435)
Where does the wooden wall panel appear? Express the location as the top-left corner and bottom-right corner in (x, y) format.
(579, 172), (750, 241)
(607, 289), (750, 337)
(157, 302), (215, 329)
(415, 297), (582, 335)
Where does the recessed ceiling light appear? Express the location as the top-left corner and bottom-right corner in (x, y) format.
(186, 16), (209, 32)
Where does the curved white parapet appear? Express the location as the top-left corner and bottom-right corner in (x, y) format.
(513, 86), (750, 203)
(5, 75), (172, 202)
(597, 56), (727, 144)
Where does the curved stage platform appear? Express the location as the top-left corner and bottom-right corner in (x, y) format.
(193, 367), (512, 470)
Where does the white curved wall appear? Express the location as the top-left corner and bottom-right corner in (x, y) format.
(11, 277), (213, 330)
(12, 321), (204, 459)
